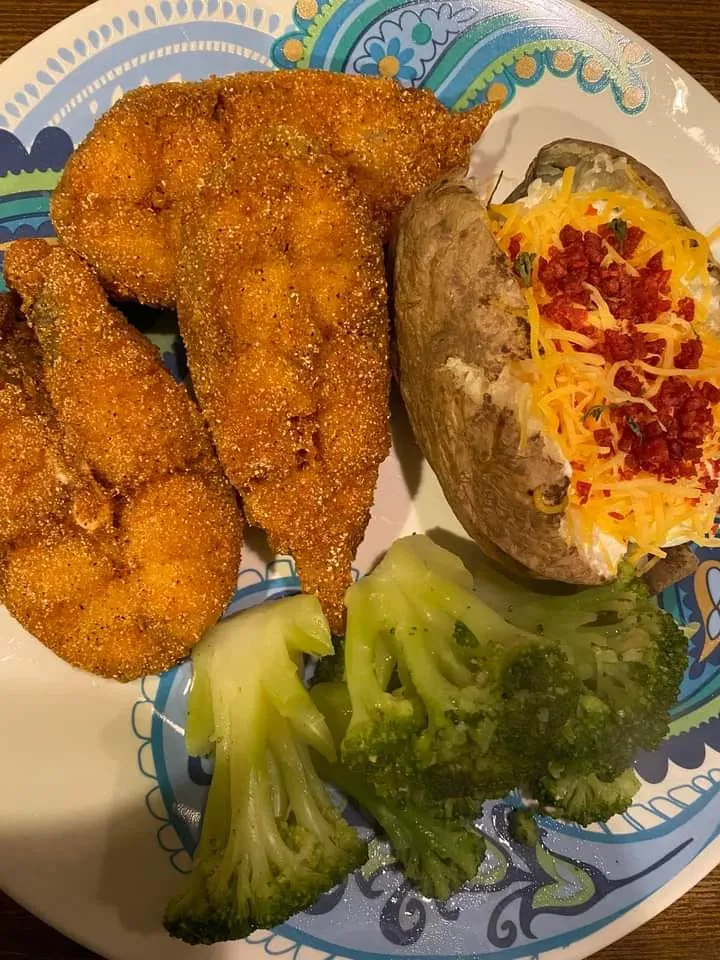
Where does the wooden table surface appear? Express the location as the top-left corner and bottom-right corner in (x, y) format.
(0, 1), (718, 958)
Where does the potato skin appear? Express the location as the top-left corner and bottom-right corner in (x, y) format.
(391, 167), (602, 583)
(507, 139), (690, 218)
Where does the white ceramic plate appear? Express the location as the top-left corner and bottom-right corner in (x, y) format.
(0, 2), (719, 959)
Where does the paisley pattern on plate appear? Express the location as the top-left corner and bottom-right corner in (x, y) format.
(0, 1), (718, 959)
(271, 0), (652, 114)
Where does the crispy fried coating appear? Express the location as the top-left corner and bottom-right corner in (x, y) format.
(0, 241), (243, 680)
(176, 137), (390, 631)
(5, 239), (216, 488)
(0, 295), (71, 543)
(51, 70), (496, 306)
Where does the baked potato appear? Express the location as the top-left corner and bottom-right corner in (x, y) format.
(392, 138), (720, 584)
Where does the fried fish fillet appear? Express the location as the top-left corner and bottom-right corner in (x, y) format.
(0, 240), (243, 680)
(52, 70), (496, 306)
(176, 137), (390, 632)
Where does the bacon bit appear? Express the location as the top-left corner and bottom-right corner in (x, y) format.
(643, 437), (670, 463)
(593, 428), (614, 445)
(643, 337), (666, 358)
(584, 230), (605, 265)
(702, 382), (720, 404)
(602, 489), (611, 498)
(586, 204), (598, 216)
(643, 421), (665, 439)
(675, 338), (703, 369)
(618, 424), (639, 452)
(508, 233), (523, 262)
(614, 367), (644, 396)
(604, 330), (635, 361)
(624, 226), (645, 257)
(677, 296), (696, 323)
(576, 480), (592, 504)
(700, 475), (720, 494)
(645, 251), (665, 273)
(560, 224), (584, 248)
(570, 460), (586, 472)
(540, 295), (590, 331)
(594, 426), (615, 459)
(609, 511), (625, 521)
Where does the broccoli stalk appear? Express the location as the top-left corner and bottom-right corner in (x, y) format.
(311, 681), (486, 901)
(164, 596), (367, 946)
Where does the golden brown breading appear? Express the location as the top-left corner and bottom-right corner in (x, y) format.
(176, 137), (390, 632)
(51, 70), (496, 306)
(4, 240), (215, 488)
(0, 241), (243, 680)
(2, 475), (240, 679)
(0, 296), (71, 543)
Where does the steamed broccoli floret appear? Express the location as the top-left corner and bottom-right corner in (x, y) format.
(164, 596), (367, 946)
(495, 640), (583, 788)
(538, 768), (641, 826)
(491, 561), (686, 827)
(341, 535), (686, 829)
(342, 536), (539, 804)
(311, 681), (486, 901)
(488, 569), (688, 782)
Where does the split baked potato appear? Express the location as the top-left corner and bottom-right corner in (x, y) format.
(391, 138), (720, 584)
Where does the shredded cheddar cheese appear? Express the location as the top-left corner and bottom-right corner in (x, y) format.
(490, 167), (720, 564)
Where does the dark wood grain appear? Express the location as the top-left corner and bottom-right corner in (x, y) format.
(0, 1), (718, 959)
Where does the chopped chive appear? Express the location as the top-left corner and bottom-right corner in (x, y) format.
(513, 251), (536, 287)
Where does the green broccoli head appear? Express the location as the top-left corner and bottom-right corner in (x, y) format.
(311, 681), (486, 902)
(340, 535), (686, 830)
(537, 767), (641, 826)
(164, 597), (367, 946)
(513, 576), (687, 780)
(472, 569), (687, 779)
(495, 641), (583, 786)
(387, 805), (485, 902)
(341, 536), (531, 803)
(487, 565), (685, 823)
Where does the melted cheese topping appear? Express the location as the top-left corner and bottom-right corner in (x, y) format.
(489, 167), (720, 564)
